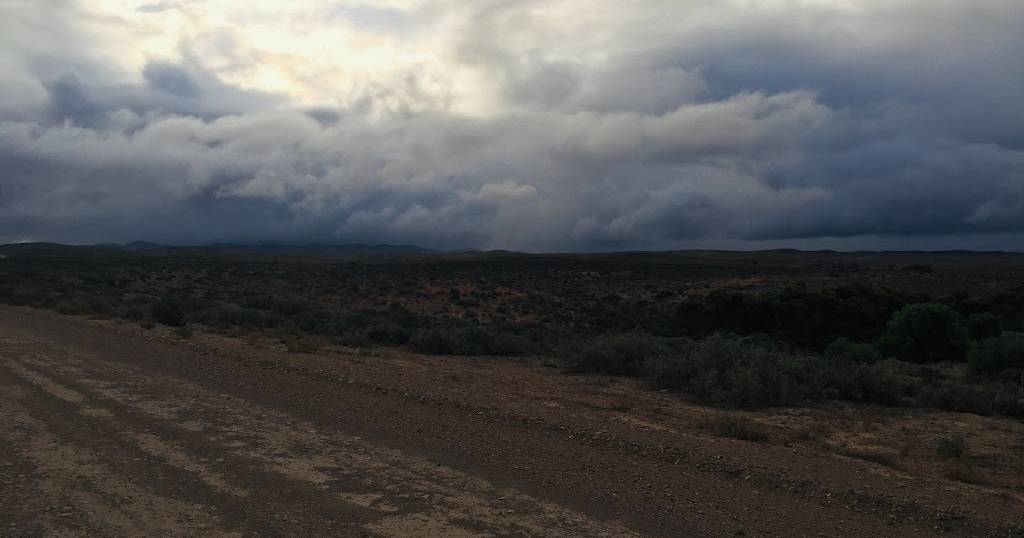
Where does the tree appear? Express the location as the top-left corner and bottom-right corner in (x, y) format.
(966, 312), (1003, 340)
(968, 333), (1024, 374)
(152, 294), (190, 327)
(879, 303), (968, 363)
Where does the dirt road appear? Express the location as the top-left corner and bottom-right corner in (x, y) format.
(1, 306), (1022, 537)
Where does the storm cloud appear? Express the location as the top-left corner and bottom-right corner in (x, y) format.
(1, 0), (1022, 250)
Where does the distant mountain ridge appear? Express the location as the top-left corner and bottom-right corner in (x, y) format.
(200, 242), (434, 254)
(1, 242), (1021, 260)
(0, 241), (435, 258)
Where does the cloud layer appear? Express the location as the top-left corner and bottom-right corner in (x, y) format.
(1, 0), (1023, 250)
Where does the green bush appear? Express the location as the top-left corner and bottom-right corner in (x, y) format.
(825, 338), (881, 363)
(644, 336), (819, 408)
(825, 361), (907, 406)
(285, 335), (326, 353)
(366, 322), (411, 345)
(699, 415), (769, 442)
(644, 336), (907, 409)
(992, 381), (1024, 417)
(564, 333), (673, 376)
(878, 303), (968, 363)
(967, 333), (1024, 374)
(188, 303), (276, 329)
(8, 288), (46, 306)
(409, 326), (531, 356)
(935, 433), (966, 460)
(338, 332), (370, 347)
(916, 382), (996, 415)
(296, 309), (335, 335)
(152, 294), (191, 327)
(85, 295), (118, 315)
(673, 283), (905, 350)
(966, 312), (1003, 340)
(115, 305), (147, 320)
(408, 329), (451, 354)
(55, 299), (92, 315)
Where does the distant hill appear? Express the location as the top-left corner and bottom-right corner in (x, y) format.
(201, 243), (433, 255)
(0, 241), (434, 260)
(2, 242), (1020, 263)
(122, 241), (172, 251)
(0, 242), (126, 257)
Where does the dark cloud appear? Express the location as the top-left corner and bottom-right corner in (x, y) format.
(0, 1), (1022, 250)
(46, 74), (105, 128)
(143, 62), (200, 98)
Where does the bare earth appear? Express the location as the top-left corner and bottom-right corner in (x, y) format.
(1, 306), (1022, 537)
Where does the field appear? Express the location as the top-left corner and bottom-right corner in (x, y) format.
(1, 246), (1023, 536)
(3, 247), (1024, 414)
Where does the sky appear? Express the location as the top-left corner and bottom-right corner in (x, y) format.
(1, 0), (1023, 251)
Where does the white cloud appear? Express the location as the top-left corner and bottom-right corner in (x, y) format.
(0, 0), (1022, 249)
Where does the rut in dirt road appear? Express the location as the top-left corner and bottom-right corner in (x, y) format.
(0, 327), (637, 537)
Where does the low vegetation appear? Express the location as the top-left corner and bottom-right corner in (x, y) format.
(572, 334), (907, 409)
(2, 251), (1023, 417)
(935, 433), (968, 460)
(698, 415), (770, 442)
(408, 326), (532, 356)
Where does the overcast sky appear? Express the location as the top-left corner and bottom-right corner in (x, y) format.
(1, 1), (1023, 251)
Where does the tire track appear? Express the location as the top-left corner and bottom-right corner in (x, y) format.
(3, 358), (250, 499)
(0, 370), (240, 537)
(1, 331), (639, 537)
(0, 352), (375, 537)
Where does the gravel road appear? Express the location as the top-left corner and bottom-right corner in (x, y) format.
(1, 306), (1021, 537)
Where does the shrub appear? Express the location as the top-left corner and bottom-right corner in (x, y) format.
(85, 295), (118, 315)
(188, 303), (276, 330)
(408, 326), (531, 356)
(674, 284), (905, 350)
(338, 332), (370, 348)
(366, 322), (411, 345)
(967, 333), (1024, 374)
(152, 294), (191, 327)
(992, 381), (1024, 417)
(644, 336), (821, 408)
(935, 434), (966, 460)
(902, 264), (935, 274)
(266, 298), (311, 316)
(296, 309), (335, 335)
(699, 415), (769, 442)
(472, 328), (529, 356)
(878, 303), (968, 363)
(55, 299), (91, 315)
(408, 329), (453, 354)
(116, 305), (147, 320)
(916, 382), (995, 415)
(825, 338), (881, 363)
(285, 335), (326, 353)
(8, 288), (45, 306)
(966, 312), (1003, 341)
(564, 333), (673, 376)
(644, 336), (908, 409)
(824, 361), (907, 406)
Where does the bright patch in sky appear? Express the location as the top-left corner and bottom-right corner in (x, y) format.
(1, 1), (1022, 250)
